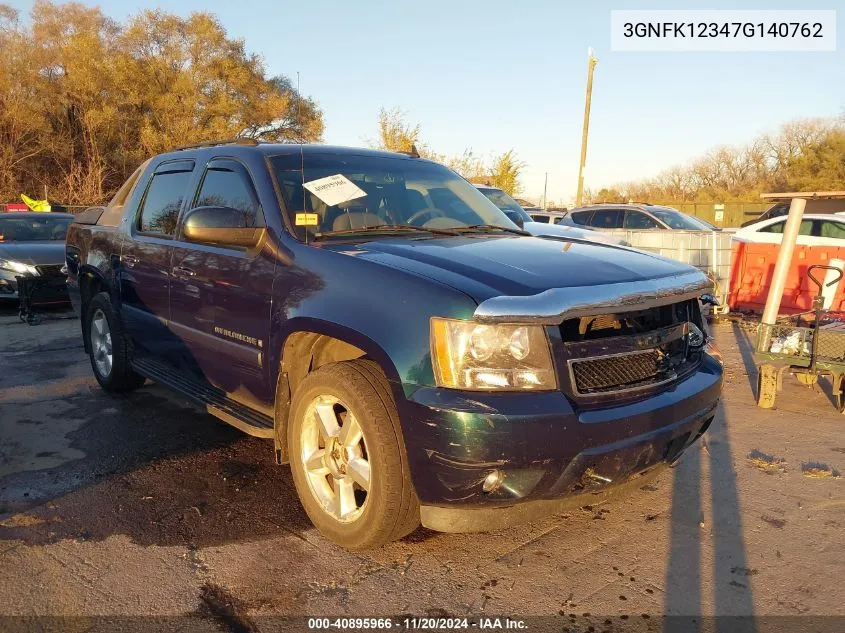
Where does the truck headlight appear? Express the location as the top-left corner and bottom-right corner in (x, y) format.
(430, 318), (556, 391)
(0, 258), (37, 275)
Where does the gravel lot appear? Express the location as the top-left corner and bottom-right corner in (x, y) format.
(1, 305), (843, 631)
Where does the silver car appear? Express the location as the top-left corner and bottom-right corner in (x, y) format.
(474, 185), (626, 246)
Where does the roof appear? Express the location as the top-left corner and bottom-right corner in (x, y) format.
(570, 203), (678, 211)
(761, 191), (845, 200)
(169, 140), (421, 162)
(749, 213), (845, 222)
(258, 144), (419, 160)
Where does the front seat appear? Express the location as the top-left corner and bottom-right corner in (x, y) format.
(332, 211), (383, 231)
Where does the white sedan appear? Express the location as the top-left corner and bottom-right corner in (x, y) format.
(732, 213), (845, 246)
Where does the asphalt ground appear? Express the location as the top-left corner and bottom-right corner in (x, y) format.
(0, 304), (843, 632)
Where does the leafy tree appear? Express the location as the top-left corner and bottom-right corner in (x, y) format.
(0, 1), (324, 204)
(376, 107), (421, 154)
(373, 108), (524, 193)
(592, 188), (626, 203)
(783, 129), (845, 191)
(487, 150), (524, 195)
(586, 116), (845, 205)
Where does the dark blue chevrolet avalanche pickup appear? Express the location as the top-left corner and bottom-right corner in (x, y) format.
(65, 140), (723, 549)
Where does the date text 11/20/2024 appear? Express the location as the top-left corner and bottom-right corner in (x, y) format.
(307, 617), (528, 630)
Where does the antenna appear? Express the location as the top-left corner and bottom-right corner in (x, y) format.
(296, 71), (301, 141)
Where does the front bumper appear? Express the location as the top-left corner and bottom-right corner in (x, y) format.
(0, 269), (69, 304)
(399, 354), (722, 531)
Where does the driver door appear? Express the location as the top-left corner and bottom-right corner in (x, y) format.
(169, 157), (275, 412)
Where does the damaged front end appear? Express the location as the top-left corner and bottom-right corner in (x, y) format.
(404, 270), (723, 531)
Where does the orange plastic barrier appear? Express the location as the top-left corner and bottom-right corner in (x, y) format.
(728, 241), (845, 314)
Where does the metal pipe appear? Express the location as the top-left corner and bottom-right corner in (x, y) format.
(761, 197), (807, 325)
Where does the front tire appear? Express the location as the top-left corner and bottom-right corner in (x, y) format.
(85, 292), (145, 392)
(288, 359), (419, 549)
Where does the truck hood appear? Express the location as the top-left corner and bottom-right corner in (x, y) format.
(327, 235), (699, 303)
(0, 241), (66, 266)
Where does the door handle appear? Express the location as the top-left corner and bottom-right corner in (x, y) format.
(122, 255), (139, 267)
(172, 266), (196, 277)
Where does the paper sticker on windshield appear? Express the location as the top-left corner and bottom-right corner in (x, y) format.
(295, 213), (319, 226)
(303, 174), (366, 207)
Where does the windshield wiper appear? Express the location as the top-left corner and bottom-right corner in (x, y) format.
(315, 224), (461, 239)
(453, 224), (530, 236)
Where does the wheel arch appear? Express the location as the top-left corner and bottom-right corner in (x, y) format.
(272, 317), (404, 464)
(78, 266), (115, 354)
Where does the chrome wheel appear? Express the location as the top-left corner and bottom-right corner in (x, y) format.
(300, 395), (371, 523)
(90, 308), (113, 378)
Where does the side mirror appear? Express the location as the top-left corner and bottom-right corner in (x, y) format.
(183, 206), (265, 248)
(506, 211), (525, 229)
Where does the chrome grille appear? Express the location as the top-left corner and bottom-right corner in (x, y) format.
(569, 348), (673, 395)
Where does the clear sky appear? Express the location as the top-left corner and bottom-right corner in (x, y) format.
(7, 0), (844, 204)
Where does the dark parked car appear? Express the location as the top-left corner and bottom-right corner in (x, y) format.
(740, 203), (790, 227)
(0, 212), (73, 303)
(564, 204), (719, 231)
(65, 141), (723, 549)
(740, 200), (845, 227)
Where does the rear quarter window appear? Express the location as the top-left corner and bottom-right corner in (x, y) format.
(98, 160), (151, 227)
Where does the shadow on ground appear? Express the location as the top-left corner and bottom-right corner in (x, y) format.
(665, 326), (756, 629)
(0, 383), (312, 548)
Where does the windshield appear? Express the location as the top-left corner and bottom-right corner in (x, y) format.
(649, 208), (710, 231)
(477, 187), (526, 215)
(0, 215), (72, 242)
(271, 153), (517, 239)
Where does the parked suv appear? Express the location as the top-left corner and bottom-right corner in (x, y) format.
(473, 185), (624, 246)
(526, 210), (568, 224)
(565, 204), (718, 231)
(65, 141), (722, 549)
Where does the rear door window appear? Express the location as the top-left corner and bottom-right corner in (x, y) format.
(589, 209), (623, 229)
(138, 162), (194, 237)
(530, 214), (549, 223)
(624, 211), (659, 229)
(759, 220), (813, 235)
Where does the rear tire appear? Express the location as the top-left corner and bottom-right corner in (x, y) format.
(288, 359), (419, 549)
(85, 292), (145, 392)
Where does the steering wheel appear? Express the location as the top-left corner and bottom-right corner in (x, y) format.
(406, 207), (446, 226)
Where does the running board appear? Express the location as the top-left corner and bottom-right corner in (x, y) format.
(132, 357), (275, 438)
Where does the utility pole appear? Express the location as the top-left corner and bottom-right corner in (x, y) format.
(575, 48), (598, 207)
(542, 172), (548, 209)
